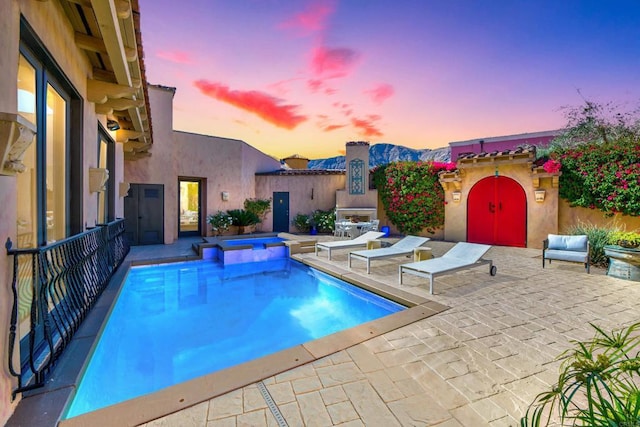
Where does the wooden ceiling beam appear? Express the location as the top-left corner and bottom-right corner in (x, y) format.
(87, 79), (138, 104)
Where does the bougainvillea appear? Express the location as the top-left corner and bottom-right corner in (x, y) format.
(372, 161), (456, 234)
(554, 139), (640, 216)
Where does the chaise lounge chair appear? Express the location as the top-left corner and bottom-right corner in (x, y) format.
(315, 231), (386, 260)
(399, 242), (496, 294)
(348, 235), (430, 274)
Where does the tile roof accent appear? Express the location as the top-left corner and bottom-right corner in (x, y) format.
(457, 147), (536, 168)
(256, 169), (345, 176)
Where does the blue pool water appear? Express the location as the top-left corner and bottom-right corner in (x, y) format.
(64, 258), (404, 418)
(221, 236), (285, 248)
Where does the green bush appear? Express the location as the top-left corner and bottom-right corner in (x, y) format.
(206, 211), (233, 234)
(609, 231), (640, 248)
(311, 209), (336, 233)
(567, 221), (621, 267)
(521, 322), (640, 426)
(372, 161), (455, 235)
(292, 213), (311, 232)
(227, 209), (260, 227)
(244, 198), (271, 220)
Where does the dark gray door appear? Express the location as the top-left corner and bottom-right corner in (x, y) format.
(272, 192), (289, 232)
(124, 184), (164, 245)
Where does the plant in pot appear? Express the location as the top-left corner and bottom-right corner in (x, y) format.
(227, 209), (260, 234)
(206, 211), (233, 236)
(292, 213), (311, 233)
(609, 231), (640, 249)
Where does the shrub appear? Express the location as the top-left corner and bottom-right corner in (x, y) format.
(244, 198), (271, 221)
(567, 221), (621, 267)
(227, 209), (260, 227)
(292, 213), (311, 232)
(609, 231), (640, 249)
(311, 209), (336, 233)
(521, 322), (640, 427)
(372, 161), (455, 235)
(206, 211), (233, 235)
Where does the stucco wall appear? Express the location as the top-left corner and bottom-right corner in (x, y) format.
(442, 163), (559, 249)
(125, 85), (177, 243)
(558, 199), (640, 234)
(256, 174), (345, 232)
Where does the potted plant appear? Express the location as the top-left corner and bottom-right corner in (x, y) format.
(206, 211), (233, 236)
(227, 209), (260, 234)
(292, 213), (311, 233)
(521, 322), (640, 426)
(604, 231), (640, 281)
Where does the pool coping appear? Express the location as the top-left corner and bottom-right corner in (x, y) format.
(9, 249), (449, 427)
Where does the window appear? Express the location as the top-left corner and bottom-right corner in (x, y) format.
(16, 18), (82, 247)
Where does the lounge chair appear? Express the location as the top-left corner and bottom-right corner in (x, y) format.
(399, 242), (496, 294)
(348, 235), (430, 274)
(315, 231), (386, 260)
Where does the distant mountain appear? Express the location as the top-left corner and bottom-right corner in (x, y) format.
(308, 143), (451, 170)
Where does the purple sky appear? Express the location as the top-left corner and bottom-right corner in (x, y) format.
(139, 0), (640, 159)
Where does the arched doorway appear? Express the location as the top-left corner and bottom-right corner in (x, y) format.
(467, 176), (527, 247)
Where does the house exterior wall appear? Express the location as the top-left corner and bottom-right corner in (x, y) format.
(442, 163), (559, 249)
(558, 199), (640, 235)
(256, 174), (345, 232)
(125, 85), (177, 243)
(1, 1), (121, 422)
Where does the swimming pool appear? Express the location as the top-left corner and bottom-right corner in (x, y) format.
(64, 258), (404, 419)
(220, 236), (285, 248)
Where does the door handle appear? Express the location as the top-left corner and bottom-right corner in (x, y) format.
(489, 202), (495, 213)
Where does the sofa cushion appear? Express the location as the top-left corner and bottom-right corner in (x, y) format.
(544, 249), (589, 263)
(547, 234), (588, 252)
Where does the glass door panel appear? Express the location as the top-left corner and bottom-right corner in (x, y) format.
(179, 180), (200, 235)
(45, 83), (67, 244)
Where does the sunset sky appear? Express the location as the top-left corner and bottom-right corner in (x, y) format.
(139, 0), (640, 159)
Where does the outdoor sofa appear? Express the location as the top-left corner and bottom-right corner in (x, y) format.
(542, 234), (590, 273)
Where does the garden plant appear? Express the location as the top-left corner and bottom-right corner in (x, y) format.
(521, 322), (640, 427)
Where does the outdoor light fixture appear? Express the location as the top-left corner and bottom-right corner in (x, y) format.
(221, 191), (229, 201)
(535, 189), (546, 202)
(106, 119), (120, 131)
(452, 191), (461, 202)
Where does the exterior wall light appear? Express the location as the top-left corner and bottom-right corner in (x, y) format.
(221, 191), (229, 201)
(452, 191), (461, 202)
(535, 189), (546, 202)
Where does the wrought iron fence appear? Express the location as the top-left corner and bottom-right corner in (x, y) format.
(5, 219), (129, 398)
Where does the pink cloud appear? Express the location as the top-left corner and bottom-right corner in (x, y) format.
(279, 1), (335, 36)
(194, 80), (307, 130)
(310, 46), (359, 78)
(324, 124), (346, 132)
(156, 50), (194, 64)
(365, 83), (395, 105)
(351, 116), (383, 137)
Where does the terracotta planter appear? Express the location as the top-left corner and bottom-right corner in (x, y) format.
(604, 245), (640, 281)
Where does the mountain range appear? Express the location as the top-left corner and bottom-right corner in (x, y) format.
(308, 143), (451, 170)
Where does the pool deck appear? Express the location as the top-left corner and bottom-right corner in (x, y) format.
(9, 235), (640, 426)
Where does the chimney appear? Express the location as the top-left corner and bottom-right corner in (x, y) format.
(345, 141), (370, 193)
(282, 154), (309, 169)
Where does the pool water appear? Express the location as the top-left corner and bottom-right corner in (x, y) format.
(64, 258), (404, 418)
(221, 236), (285, 248)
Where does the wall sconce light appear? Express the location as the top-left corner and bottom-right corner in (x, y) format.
(311, 188), (314, 200)
(221, 191), (229, 201)
(535, 189), (546, 203)
(452, 191), (461, 202)
(106, 119), (120, 131)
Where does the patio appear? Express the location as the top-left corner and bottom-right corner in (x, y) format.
(13, 236), (640, 426)
(139, 237), (640, 426)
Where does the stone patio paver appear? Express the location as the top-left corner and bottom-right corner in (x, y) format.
(143, 239), (640, 426)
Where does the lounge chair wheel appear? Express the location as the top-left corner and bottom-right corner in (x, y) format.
(490, 265), (497, 276)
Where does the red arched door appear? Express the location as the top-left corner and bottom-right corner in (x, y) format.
(467, 176), (527, 247)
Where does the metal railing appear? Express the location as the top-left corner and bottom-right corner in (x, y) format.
(6, 219), (129, 398)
